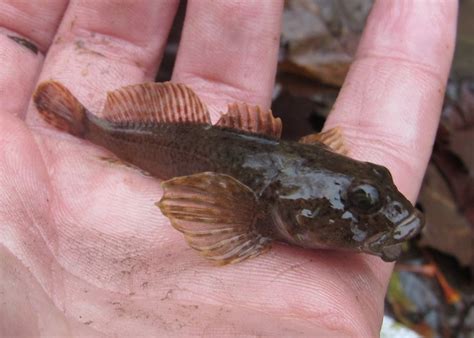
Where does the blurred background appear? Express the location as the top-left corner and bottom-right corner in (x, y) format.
(157, 1), (473, 336)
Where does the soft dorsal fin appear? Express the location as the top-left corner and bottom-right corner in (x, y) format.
(216, 103), (282, 139)
(101, 82), (211, 124)
(299, 127), (349, 155)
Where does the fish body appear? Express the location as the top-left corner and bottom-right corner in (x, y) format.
(34, 81), (424, 264)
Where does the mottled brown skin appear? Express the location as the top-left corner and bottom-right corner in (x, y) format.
(33, 80), (423, 261)
(84, 115), (423, 261)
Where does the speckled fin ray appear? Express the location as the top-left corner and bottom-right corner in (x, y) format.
(101, 82), (211, 124)
(299, 127), (348, 155)
(216, 103), (282, 139)
(157, 172), (271, 265)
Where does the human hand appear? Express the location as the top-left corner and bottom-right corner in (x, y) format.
(0, 1), (456, 336)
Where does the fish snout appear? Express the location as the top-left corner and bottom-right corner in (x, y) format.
(361, 209), (424, 261)
(392, 209), (424, 241)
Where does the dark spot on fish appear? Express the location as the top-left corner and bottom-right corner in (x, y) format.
(7, 35), (38, 54)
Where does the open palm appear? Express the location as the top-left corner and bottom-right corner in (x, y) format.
(1, 1), (456, 336)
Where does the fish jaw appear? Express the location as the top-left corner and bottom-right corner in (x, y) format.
(361, 209), (424, 261)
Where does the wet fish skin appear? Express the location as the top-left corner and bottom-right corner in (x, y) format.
(33, 81), (424, 264)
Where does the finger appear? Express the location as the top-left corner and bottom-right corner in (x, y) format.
(323, 0), (458, 329)
(172, 0), (283, 120)
(26, 0), (179, 125)
(0, 0), (68, 119)
(325, 0), (457, 201)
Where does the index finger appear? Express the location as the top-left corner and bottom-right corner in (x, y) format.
(325, 0), (458, 202)
(321, 0), (458, 311)
(172, 0), (284, 120)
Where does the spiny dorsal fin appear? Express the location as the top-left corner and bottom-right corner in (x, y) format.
(216, 103), (282, 139)
(157, 172), (271, 265)
(299, 127), (349, 155)
(101, 82), (211, 124)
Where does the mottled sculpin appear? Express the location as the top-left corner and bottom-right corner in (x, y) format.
(33, 81), (424, 265)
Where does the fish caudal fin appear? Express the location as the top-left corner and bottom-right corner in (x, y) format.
(157, 172), (271, 265)
(33, 81), (87, 137)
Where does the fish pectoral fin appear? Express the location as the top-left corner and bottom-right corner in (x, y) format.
(216, 103), (282, 140)
(101, 82), (211, 124)
(157, 172), (271, 265)
(299, 127), (349, 155)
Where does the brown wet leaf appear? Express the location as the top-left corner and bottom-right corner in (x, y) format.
(451, 0), (474, 78)
(443, 80), (474, 177)
(419, 77), (474, 270)
(280, 0), (373, 86)
(386, 271), (440, 337)
(271, 86), (338, 140)
(443, 80), (474, 130)
(419, 164), (472, 267)
(433, 135), (474, 225)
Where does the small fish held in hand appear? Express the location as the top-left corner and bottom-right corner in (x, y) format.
(34, 80), (424, 265)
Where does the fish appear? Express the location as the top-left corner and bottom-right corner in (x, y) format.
(33, 80), (424, 265)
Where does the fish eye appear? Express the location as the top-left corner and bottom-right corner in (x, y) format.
(348, 183), (381, 213)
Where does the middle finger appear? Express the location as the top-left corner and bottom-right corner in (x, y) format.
(27, 0), (179, 125)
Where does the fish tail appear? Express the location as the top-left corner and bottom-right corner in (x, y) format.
(33, 80), (88, 137)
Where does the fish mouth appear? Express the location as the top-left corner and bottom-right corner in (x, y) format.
(362, 209), (424, 261)
(392, 209), (424, 241)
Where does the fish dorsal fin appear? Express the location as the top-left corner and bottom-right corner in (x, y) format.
(101, 82), (211, 124)
(216, 103), (282, 139)
(299, 127), (349, 155)
(157, 172), (272, 265)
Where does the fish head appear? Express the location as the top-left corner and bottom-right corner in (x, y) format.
(271, 161), (424, 261)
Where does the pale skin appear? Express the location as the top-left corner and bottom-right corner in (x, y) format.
(0, 0), (457, 336)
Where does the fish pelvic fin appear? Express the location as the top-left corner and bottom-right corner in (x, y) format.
(216, 103), (282, 140)
(157, 172), (271, 265)
(33, 81), (88, 137)
(299, 127), (349, 155)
